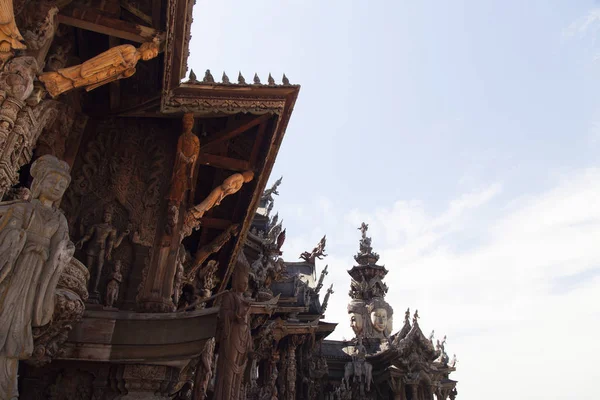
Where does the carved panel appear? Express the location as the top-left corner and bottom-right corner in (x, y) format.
(63, 117), (174, 247)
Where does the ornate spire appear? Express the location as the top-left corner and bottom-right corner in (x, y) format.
(282, 73), (290, 85)
(188, 69), (198, 82)
(354, 222), (380, 265)
(202, 69), (215, 83)
(268, 73), (275, 85)
(238, 71), (246, 84)
(253, 73), (261, 84)
(222, 71), (230, 84)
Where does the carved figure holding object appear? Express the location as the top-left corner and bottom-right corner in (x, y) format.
(104, 259), (123, 308)
(39, 39), (160, 98)
(76, 207), (129, 297)
(0, 155), (73, 400)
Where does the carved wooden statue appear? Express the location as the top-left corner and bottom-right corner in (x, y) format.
(0, 0), (26, 62)
(39, 39), (160, 97)
(104, 260), (123, 308)
(0, 155), (74, 400)
(182, 171), (254, 238)
(185, 223), (239, 282)
(213, 255), (253, 400)
(76, 207), (129, 299)
(168, 113), (200, 207)
(193, 337), (215, 400)
(172, 246), (186, 306)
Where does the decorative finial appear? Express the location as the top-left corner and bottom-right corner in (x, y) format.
(413, 309), (420, 324)
(268, 73), (275, 85)
(222, 71), (230, 84)
(300, 235), (327, 264)
(253, 73), (261, 84)
(188, 69), (198, 82)
(322, 283), (334, 312)
(404, 308), (410, 325)
(282, 73), (290, 85)
(354, 222), (379, 264)
(450, 354), (457, 367)
(429, 330), (435, 342)
(202, 69), (214, 83)
(238, 71), (246, 84)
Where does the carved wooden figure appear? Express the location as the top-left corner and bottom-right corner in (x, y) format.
(182, 171), (254, 238)
(0, 155), (74, 400)
(104, 260), (123, 308)
(0, 0), (26, 63)
(39, 39), (160, 97)
(168, 113), (200, 207)
(213, 257), (253, 400)
(76, 207), (129, 299)
(193, 337), (215, 400)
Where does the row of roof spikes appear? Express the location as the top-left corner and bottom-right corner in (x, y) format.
(186, 69), (292, 86)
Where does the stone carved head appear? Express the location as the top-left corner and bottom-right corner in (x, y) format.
(30, 155), (71, 206)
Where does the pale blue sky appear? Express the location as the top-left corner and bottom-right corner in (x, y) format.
(190, 2), (600, 399)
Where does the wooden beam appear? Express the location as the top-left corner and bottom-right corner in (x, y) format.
(197, 154), (250, 172)
(58, 6), (162, 43)
(120, 0), (153, 25)
(198, 217), (233, 230)
(201, 114), (271, 152)
(249, 121), (268, 167)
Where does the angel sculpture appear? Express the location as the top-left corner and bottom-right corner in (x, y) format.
(39, 39), (160, 97)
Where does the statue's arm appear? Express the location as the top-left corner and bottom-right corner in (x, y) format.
(77, 225), (94, 247)
(114, 228), (130, 248)
(106, 228), (117, 259)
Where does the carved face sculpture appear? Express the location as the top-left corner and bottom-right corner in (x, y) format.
(371, 308), (388, 333)
(233, 268), (249, 293)
(39, 171), (69, 202)
(102, 209), (113, 223)
(140, 43), (159, 61)
(350, 313), (363, 336)
(182, 113), (194, 133)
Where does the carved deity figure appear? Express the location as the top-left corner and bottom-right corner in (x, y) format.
(182, 171), (254, 238)
(213, 259), (254, 400)
(193, 337), (215, 400)
(299, 234), (327, 264)
(39, 39), (160, 98)
(76, 207), (129, 297)
(0, 155), (74, 400)
(0, 0), (26, 62)
(104, 260), (123, 308)
(168, 113), (200, 207)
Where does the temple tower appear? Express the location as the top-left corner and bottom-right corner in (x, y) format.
(348, 223), (393, 341)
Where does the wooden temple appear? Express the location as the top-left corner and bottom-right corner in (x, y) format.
(0, 0), (458, 399)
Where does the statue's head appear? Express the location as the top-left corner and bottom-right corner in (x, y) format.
(182, 113), (194, 133)
(241, 170), (254, 183)
(367, 298), (393, 335)
(139, 40), (160, 61)
(348, 299), (366, 336)
(114, 260), (122, 272)
(103, 206), (114, 223)
(30, 155), (71, 206)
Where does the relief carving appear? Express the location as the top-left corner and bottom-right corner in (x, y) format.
(0, 155), (74, 399)
(104, 259), (123, 308)
(39, 39), (160, 98)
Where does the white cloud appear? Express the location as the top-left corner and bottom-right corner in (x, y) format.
(283, 168), (600, 400)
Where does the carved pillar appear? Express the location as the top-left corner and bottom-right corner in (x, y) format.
(137, 114), (199, 312)
(286, 335), (304, 400)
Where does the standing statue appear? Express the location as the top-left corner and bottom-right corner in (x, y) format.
(0, 0), (26, 63)
(193, 338), (215, 400)
(76, 207), (129, 298)
(167, 113), (200, 207)
(182, 171), (254, 238)
(104, 260), (123, 308)
(213, 256), (254, 400)
(0, 155), (74, 400)
(39, 39), (160, 97)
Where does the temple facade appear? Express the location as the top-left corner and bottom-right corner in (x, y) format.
(0, 0), (457, 399)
